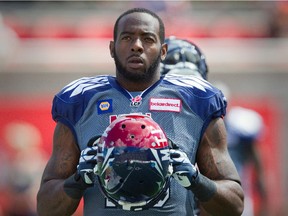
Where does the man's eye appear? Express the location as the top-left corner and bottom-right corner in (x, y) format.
(122, 36), (131, 41)
(145, 37), (154, 43)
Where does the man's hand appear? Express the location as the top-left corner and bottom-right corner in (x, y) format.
(170, 148), (199, 188)
(64, 136), (99, 199)
(170, 148), (217, 202)
(75, 145), (98, 184)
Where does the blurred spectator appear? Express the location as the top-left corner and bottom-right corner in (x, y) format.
(0, 121), (47, 216)
(0, 13), (19, 69)
(129, 0), (168, 13)
(269, 1), (288, 37)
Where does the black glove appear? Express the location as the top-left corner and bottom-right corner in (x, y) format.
(170, 148), (199, 188)
(170, 148), (217, 202)
(64, 136), (99, 199)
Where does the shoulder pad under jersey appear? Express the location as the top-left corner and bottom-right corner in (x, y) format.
(162, 74), (227, 120)
(52, 75), (111, 125)
(163, 74), (213, 95)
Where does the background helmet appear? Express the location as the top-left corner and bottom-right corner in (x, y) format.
(96, 113), (171, 211)
(161, 36), (208, 80)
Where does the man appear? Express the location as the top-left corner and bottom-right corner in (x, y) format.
(37, 8), (244, 216)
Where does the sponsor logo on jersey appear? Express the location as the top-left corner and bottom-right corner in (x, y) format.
(130, 95), (142, 107)
(149, 98), (181, 112)
(97, 99), (113, 114)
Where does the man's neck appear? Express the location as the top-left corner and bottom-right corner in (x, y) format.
(116, 74), (160, 92)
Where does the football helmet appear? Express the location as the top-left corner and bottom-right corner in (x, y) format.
(96, 113), (171, 211)
(161, 36), (208, 80)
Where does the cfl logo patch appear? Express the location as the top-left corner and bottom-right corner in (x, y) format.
(130, 95), (142, 107)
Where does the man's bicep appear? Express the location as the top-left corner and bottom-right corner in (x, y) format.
(41, 122), (80, 182)
(196, 118), (240, 182)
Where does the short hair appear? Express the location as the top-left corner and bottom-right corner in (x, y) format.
(113, 8), (165, 44)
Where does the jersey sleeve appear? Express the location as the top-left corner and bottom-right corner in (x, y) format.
(162, 74), (228, 136)
(52, 85), (86, 140)
(52, 94), (83, 128)
(206, 89), (227, 119)
(51, 75), (110, 138)
(199, 87), (227, 134)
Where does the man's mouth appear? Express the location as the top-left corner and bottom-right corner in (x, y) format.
(128, 56), (144, 68)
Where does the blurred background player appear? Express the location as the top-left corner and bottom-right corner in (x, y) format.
(162, 36), (267, 216)
(161, 36), (208, 79)
(221, 84), (268, 216)
(226, 106), (267, 216)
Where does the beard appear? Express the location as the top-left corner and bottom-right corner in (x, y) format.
(113, 50), (161, 83)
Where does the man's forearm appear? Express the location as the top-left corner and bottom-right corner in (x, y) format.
(37, 179), (81, 216)
(199, 180), (244, 216)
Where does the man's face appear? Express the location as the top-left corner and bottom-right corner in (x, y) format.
(110, 12), (166, 83)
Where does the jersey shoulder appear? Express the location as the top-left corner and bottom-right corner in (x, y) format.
(57, 75), (111, 101)
(52, 75), (112, 125)
(162, 74), (219, 98)
(162, 74), (227, 121)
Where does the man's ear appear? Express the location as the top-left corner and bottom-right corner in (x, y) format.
(161, 43), (168, 61)
(109, 41), (114, 58)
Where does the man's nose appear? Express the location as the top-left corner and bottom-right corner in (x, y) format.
(131, 38), (143, 53)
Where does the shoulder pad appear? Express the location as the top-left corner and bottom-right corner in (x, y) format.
(60, 75), (110, 100)
(52, 75), (111, 126)
(163, 74), (215, 96)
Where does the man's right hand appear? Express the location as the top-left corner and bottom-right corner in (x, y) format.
(75, 145), (98, 185)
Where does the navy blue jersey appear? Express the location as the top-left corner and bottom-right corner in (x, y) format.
(52, 74), (227, 216)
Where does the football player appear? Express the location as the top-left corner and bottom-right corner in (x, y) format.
(37, 8), (244, 216)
